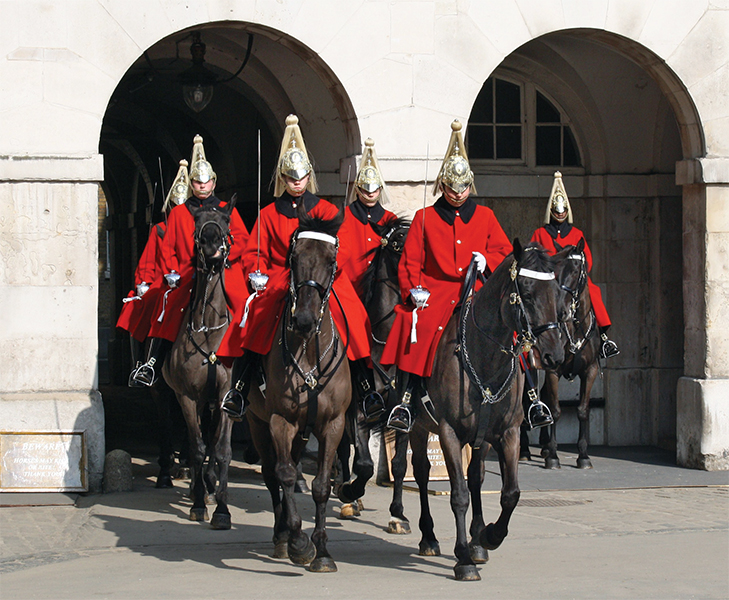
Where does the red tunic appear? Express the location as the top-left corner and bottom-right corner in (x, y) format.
(116, 222), (167, 343)
(218, 192), (371, 361)
(338, 200), (398, 297)
(381, 197), (512, 377)
(148, 197), (250, 342)
(531, 224), (611, 328)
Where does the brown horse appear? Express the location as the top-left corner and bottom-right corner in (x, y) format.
(246, 205), (351, 572)
(396, 240), (567, 581)
(162, 198), (236, 529)
(521, 239), (600, 469)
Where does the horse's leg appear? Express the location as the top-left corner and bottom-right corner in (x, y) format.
(541, 371), (562, 469)
(480, 425), (521, 551)
(249, 411), (289, 558)
(387, 430), (411, 534)
(308, 413), (346, 573)
(467, 445), (489, 565)
(178, 395), (208, 521)
(339, 409), (373, 505)
(438, 425), (480, 582)
(576, 362), (598, 469)
(151, 384), (174, 488)
(270, 414), (316, 566)
(409, 427), (439, 557)
(209, 410), (234, 529)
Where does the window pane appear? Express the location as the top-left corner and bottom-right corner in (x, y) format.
(536, 125), (561, 165)
(467, 124), (493, 159)
(563, 126), (580, 166)
(536, 91), (561, 123)
(495, 125), (521, 159)
(495, 79), (521, 123)
(470, 78), (493, 123)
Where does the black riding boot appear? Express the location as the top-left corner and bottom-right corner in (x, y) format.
(599, 326), (620, 358)
(351, 359), (386, 424)
(222, 352), (259, 421)
(387, 369), (419, 433)
(132, 338), (168, 387)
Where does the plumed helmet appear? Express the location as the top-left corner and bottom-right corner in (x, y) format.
(189, 134), (216, 184)
(433, 120), (476, 195)
(544, 171), (573, 224)
(274, 114), (317, 197)
(162, 159), (190, 212)
(349, 138), (389, 205)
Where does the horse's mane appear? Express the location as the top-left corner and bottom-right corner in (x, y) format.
(518, 241), (557, 274)
(297, 208), (344, 238)
(360, 216), (410, 307)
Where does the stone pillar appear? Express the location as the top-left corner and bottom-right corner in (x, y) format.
(0, 155), (106, 491)
(676, 159), (729, 470)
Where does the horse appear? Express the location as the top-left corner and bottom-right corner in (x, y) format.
(520, 239), (601, 469)
(391, 240), (567, 581)
(161, 198), (236, 529)
(246, 205), (352, 572)
(334, 217), (412, 529)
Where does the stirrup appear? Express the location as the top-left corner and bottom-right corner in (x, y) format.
(387, 404), (414, 433)
(526, 400), (553, 430)
(221, 386), (247, 422)
(600, 335), (620, 358)
(132, 359), (158, 387)
(128, 362), (144, 388)
(362, 391), (385, 424)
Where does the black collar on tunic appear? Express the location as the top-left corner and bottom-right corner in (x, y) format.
(349, 199), (385, 225)
(275, 190), (320, 218)
(544, 221), (573, 239)
(433, 195), (477, 225)
(185, 194), (220, 214)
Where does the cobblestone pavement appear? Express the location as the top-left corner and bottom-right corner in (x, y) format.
(1, 446), (727, 600)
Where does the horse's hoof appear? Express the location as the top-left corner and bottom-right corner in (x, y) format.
(387, 517), (411, 535)
(189, 507), (208, 522)
(289, 535), (316, 565)
(338, 483), (357, 504)
(308, 556), (338, 573)
(338, 503), (360, 520)
(544, 457), (561, 470)
(576, 458), (593, 469)
(418, 539), (440, 556)
(468, 542), (489, 564)
(155, 473), (173, 488)
(175, 467), (191, 480)
(210, 512), (231, 530)
(519, 452), (531, 462)
(454, 564), (481, 582)
(272, 541), (288, 559)
(540, 447), (549, 459)
(479, 523), (503, 551)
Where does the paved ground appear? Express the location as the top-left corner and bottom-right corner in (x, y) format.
(1, 444), (727, 600)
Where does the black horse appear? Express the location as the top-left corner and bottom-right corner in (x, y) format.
(520, 239), (601, 469)
(162, 199), (236, 528)
(391, 240), (567, 581)
(246, 206), (352, 572)
(335, 217), (411, 529)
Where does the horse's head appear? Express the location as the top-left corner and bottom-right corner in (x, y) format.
(288, 203), (344, 338)
(508, 239), (566, 369)
(192, 195), (236, 274)
(553, 238), (587, 322)
(362, 216), (410, 306)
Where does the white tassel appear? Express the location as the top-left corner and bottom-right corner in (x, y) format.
(157, 288), (173, 322)
(122, 295), (142, 303)
(240, 291), (258, 328)
(410, 308), (419, 344)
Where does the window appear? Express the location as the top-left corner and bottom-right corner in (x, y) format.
(467, 77), (581, 168)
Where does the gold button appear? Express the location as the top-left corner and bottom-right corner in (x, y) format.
(438, 326), (443, 331)
(456, 240), (462, 244)
(458, 267), (463, 272)
(451, 300), (455, 304)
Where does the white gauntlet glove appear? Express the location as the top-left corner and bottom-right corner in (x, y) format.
(164, 272), (181, 289)
(472, 251), (487, 274)
(135, 282), (150, 297)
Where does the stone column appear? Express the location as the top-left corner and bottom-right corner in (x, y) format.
(676, 158), (729, 470)
(0, 155), (106, 491)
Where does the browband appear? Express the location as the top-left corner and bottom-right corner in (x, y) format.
(297, 231), (338, 245)
(519, 268), (555, 281)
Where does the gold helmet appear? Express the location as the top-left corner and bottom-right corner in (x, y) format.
(544, 171), (573, 224)
(189, 134), (216, 184)
(349, 138), (389, 205)
(162, 159), (190, 212)
(274, 114), (318, 197)
(433, 120), (476, 195)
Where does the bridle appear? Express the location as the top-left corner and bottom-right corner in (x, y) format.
(193, 216), (232, 274)
(370, 222), (409, 344)
(558, 250), (596, 354)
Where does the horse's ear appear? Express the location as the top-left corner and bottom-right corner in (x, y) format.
(225, 193), (238, 215)
(512, 237), (523, 261)
(576, 238), (585, 253)
(332, 202), (345, 232)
